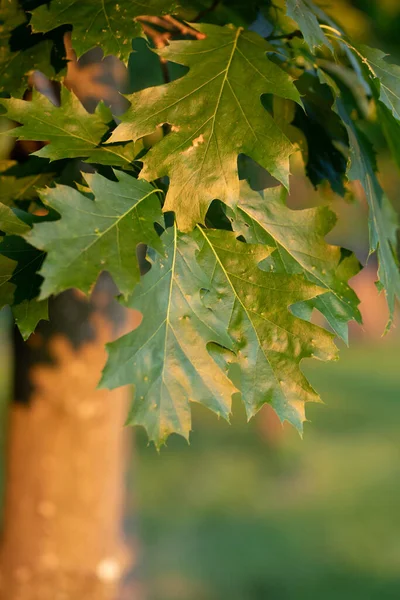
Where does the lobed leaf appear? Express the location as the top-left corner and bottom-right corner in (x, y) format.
(110, 23), (302, 231)
(357, 44), (400, 122)
(30, 0), (181, 63)
(13, 296), (48, 340)
(195, 228), (338, 428)
(320, 71), (400, 329)
(0, 218), (48, 338)
(231, 182), (361, 342)
(27, 170), (164, 299)
(0, 0), (58, 96)
(0, 87), (137, 165)
(101, 226), (237, 447)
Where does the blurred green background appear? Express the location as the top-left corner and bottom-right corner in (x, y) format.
(129, 339), (400, 600)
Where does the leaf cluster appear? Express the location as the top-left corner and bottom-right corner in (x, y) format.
(1, 0), (400, 446)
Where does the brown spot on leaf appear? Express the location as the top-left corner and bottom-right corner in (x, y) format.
(185, 133), (205, 153)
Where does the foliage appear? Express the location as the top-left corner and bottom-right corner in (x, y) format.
(109, 23), (301, 230)
(0, 0), (399, 446)
(30, 0), (182, 62)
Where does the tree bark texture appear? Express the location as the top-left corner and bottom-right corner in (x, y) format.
(0, 276), (137, 600)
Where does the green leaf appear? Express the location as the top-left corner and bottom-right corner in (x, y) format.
(0, 233), (47, 338)
(1, 0), (24, 93)
(0, 87), (137, 165)
(30, 0), (181, 63)
(346, 127), (400, 329)
(1, 39), (57, 97)
(110, 23), (301, 231)
(12, 296), (48, 340)
(286, 0), (333, 52)
(0, 191), (67, 339)
(322, 72), (400, 329)
(231, 182), (361, 342)
(195, 228), (338, 428)
(357, 44), (400, 122)
(0, 170), (55, 205)
(0, 203), (40, 322)
(0, 253), (16, 308)
(0, 202), (30, 234)
(14, 303), (47, 340)
(101, 226), (237, 447)
(27, 170), (164, 299)
(0, 0), (57, 96)
(0, 0), (25, 32)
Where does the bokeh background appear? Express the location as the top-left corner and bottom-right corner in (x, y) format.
(1, 1), (400, 599)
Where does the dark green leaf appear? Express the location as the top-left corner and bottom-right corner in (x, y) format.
(0, 0), (59, 96)
(293, 72), (348, 196)
(0, 201), (47, 335)
(321, 71), (400, 329)
(178, 0), (261, 27)
(286, 0), (333, 52)
(1, 39), (56, 97)
(0, 233), (47, 338)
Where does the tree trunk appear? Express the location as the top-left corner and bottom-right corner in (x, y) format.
(0, 276), (135, 600)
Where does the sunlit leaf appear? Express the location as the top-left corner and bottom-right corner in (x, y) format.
(110, 23), (301, 231)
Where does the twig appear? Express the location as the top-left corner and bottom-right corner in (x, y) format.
(136, 15), (176, 31)
(138, 15), (207, 83)
(139, 22), (172, 49)
(163, 15), (206, 39)
(138, 15), (205, 41)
